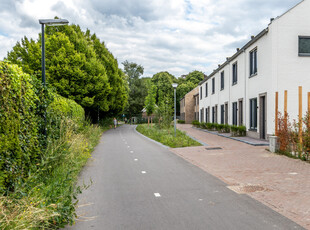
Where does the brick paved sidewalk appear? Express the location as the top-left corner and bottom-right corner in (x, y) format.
(170, 124), (310, 229)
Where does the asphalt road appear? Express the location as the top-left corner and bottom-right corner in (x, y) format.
(66, 125), (303, 230)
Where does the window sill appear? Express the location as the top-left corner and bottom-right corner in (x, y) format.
(299, 53), (310, 57)
(220, 88), (224, 91)
(249, 73), (257, 78)
(232, 82), (237, 86)
(248, 129), (257, 132)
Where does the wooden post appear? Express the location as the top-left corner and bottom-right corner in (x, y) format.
(308, 92), (310, 128)
(275, 92), (278, 136)
(299, 86), (302, 145)
(284, 90), (288, 130)
(148, 116), (150, 127)
(151, 117), (153, 128)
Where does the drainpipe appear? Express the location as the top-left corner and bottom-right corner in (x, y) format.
(244, 48), (247, 130)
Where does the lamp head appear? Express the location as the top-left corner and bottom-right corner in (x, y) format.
(172, 83), (178, 89)
(39, 19), (69, 26)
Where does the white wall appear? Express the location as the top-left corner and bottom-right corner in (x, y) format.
(199, 0), (310, 138)
(270, 0), (310, 128)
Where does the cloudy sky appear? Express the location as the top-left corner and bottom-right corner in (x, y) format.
(0, 0), (302, 77)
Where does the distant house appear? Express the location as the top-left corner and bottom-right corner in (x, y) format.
(198, 0), (310, 140)
(180, 86), (199, 124)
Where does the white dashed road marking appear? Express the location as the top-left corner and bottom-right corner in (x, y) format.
(130, 151), (134, 153)
(154, 193), (161, 197)
(141, 171), (146, 174)
(134, 159), (138, 161)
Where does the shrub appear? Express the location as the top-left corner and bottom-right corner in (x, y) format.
(0, 61), (85, 193)
(178, 120), (185, 124)
(231, 125), (246, 136)
(199, 122), (206, 129)
(192, 120), (199, 126)
(223, 124), (231, 133)
(205, 123), (213, 130)
(217, 124), (224, 132)
(277, 112), (290, 152)
(0, 62), (42, 192)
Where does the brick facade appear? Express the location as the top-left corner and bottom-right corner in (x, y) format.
(179, 86), (199, 124)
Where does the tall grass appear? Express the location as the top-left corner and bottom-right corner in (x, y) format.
(136, 124), (201, 148)
(0, 118), (102, 229)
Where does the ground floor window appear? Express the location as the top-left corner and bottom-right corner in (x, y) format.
(221, 105), (225, 124)
(250, 98), (257, 129)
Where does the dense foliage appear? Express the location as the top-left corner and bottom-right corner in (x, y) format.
(0, 62), (100, 229)
(122, 61), (148, 117)
(0, 62), (44, 192)
(6, 23), (128, 119)
(144, 83), (156, 116)
(151, 71), (176, 105)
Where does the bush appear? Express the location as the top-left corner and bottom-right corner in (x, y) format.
(0, 62), (42, 192)
(217, 124), (224, 132)
(0, 61), (98, 229)
(223, 124), (231, 133)
(192, 120), (199, 126)
(178, 120), (185, 124)
(231, 125), (246, 136)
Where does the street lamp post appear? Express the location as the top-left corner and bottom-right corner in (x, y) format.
(39, 19), (69, 86)
(39, 19), (69, 137)
(172, 83), (178, 137)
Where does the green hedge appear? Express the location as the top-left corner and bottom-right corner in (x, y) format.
(0, 61), (85, 193)
(0, 62), (42, 192)
(191, 120), (246, 136)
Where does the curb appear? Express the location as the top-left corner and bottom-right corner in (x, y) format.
(192, 127), (269, 146)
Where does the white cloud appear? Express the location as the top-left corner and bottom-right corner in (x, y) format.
(0, 0), (302, 77)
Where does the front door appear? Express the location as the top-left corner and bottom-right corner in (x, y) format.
(259, 95), (267, 139)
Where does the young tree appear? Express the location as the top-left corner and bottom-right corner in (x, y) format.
(156, 95), (173, 129)
(144, 83), (156, 126)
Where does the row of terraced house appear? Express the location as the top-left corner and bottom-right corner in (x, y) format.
(180, 0), (310, 140)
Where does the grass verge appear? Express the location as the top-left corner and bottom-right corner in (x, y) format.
(0, 119), (104, 229)
(136, 124), (202, 148)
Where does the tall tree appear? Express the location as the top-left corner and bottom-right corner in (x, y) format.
(6, 22), (128, 120)
(151, 71), (176, 106)
(122, 61), (147, 117)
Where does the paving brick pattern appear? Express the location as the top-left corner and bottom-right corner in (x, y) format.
(171, 124), (310, 229)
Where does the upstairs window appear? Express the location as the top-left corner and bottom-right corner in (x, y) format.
(232, 62), (238, 85)
(200, 86), (202, 99)
(220, 71), (224, 90)
(250, 48), (257, 76)
(205, 83), (208, 97)
(212, 78), (215, 94)
(299, 36), (310, 56)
